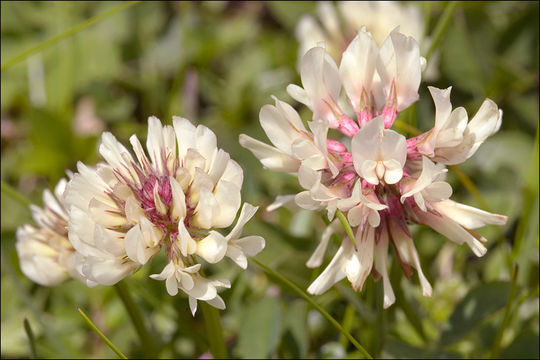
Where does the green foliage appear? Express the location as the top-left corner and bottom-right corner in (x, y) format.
(1, 1), (538, 359)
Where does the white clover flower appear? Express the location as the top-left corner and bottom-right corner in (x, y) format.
(16, 178), (83, 286)
(296, 1), (439, 80)
(241, 27), (507, 308)
(65, 116), (264, 314)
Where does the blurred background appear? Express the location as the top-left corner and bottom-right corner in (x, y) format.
(1, 1), (538, 358)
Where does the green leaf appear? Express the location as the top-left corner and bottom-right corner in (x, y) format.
(439, 281), (512, 346)
(500, 328), (540, 359)
(283, 300), (308, 358)
(383, 339), (461, 359)
(237, 296), (282, 359)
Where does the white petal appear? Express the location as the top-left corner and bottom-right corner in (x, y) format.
(306, 220), (340, 268)
(339, 29), (379, 112)
(178, 219), (197, 256)
(233, 236), (265, 257)
(226, 203), (258, 240)
(433, 199), (507, 229)
(226, 245), (248, 269)
(172, 116), (197, 160)
(213, 180), (241, 228)
(307, 240), (350, 295)
(170, 177), (186, 221)
(196, 231), (227, 263)
(239, 134), (300, 172)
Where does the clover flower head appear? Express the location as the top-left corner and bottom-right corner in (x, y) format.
(64, 116), (264, 314)
(240, 28), (506, 308)
(296, 1), (439, 80)
(16, 177), (83, 286)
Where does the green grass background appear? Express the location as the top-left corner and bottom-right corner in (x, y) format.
(1, 1), (538, 358)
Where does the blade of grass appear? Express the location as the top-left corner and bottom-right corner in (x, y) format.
(490, 265), (520, 358)
(200, 301), (228, 359)
(251, 257), (373, 359)
(426, 1), (459, 61)
(1, 1), (141, 71)
(1, 180), (32, 208)
(23, 318), (37, 359)
(339, 304), (356, 349)
(114, 281), (156, 357)
(77, 307), (128, 359)
(0, 250), (70, 357)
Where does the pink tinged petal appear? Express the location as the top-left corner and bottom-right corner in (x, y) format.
(433, 200), (507, 229)
(351, 116), (383, 179)
(346, 227), (375, 291)
(259, 104), (300, 154)
(286, 84), (311, 107)
(390, 221), (432, 296)
(437, 107), (467, 147)
(309, 118), (339, 177)
(239, 134), (301, 172)
(197, 231), (227, 263)
(299, 46), (341, 127)
(172, 116), (197, 160)
(169, 177), (186, 221)
(213, 180), (241, 228)
(125, 196), (145, 224)
(380, 129), (407, 168)
(178, 219), (197, 256)
(466, 99), (502, 158)
(153, 183), (168, 216)
(417, 211), (487, 257)
(272, 96), (307, 132)
(226, 245), (248, 269)
(129, 134), (151, 171)
(227, 203), (258, 240)
(339, 29), (379, 113)
(377, 28), (421, 112)
(307, 241), (350, 295)
(306, 219), (340, 268)
(99, 132), (137, 182)
(374, 228), (395, 308)
(428, 86), (453, 136)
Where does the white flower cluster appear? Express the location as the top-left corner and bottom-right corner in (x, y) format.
(240, 28), (506, 307)
(296, 1), (439, 80)
(16, 117), (264, 315)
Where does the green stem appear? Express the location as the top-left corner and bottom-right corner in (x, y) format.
(114, 281), (156, 357)
(490, 265), (520, 358)
(426, 1), (459, 61)
(1, 1), (141, 71)
(200, 301), (228, 359)
(23, 318), (37, 359)
(339, 304), (356, 349)
(251, 258), (373, 359)
(336, 209), (355, 244)
(77, 307), (128, 359)
(1, 180), (31, 207)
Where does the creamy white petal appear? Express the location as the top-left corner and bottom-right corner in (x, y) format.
(197, 231), (228, 263)
(239, 134), (300, 172)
